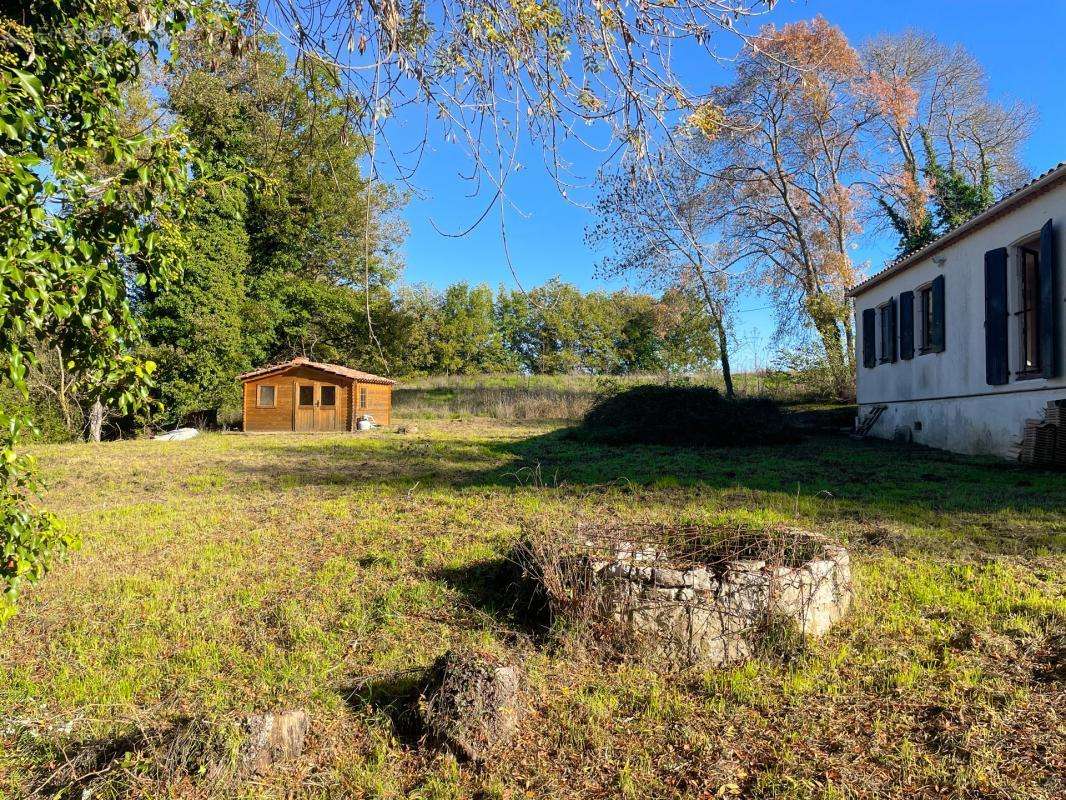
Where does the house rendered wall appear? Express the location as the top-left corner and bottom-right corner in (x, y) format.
(853, 181), (1066, 457)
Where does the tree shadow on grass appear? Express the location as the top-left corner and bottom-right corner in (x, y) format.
(227, 424), (1066, 554)
(339, 668), (427, 747)
(430, 552), (552, 642)
(20, 717), (223, 798)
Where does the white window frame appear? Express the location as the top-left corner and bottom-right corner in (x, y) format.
(256, 384), (276, 408)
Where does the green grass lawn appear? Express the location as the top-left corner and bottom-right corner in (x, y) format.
(1, 420), (1063, 798)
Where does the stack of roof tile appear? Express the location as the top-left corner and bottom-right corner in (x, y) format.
(1017, 400), (1066, 467)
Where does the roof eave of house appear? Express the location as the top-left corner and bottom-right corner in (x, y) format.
(846, 162), (1066, 299)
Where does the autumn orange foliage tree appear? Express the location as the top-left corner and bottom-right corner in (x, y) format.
(863, 31), (1032, 254)
(590, 19), (1032, 400)
(697, 17), (871, 398)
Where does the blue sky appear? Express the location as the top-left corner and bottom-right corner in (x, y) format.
(387, 0), (1066, 367)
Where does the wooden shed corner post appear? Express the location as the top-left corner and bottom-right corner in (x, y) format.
(348, 381), (356, 431)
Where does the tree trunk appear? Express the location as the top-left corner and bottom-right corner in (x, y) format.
(806, 298), (851, 400)
(89, 400), (104, 443)
(691, 263), (735, 398)
(714, 316), (735, 399)
(842, 298), (857, 395)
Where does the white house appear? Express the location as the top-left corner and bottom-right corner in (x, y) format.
(848, 162), (1065, 459)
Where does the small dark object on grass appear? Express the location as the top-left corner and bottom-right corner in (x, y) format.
(572, 385), (799, 448)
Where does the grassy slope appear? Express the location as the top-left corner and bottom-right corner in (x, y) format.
(1, 420), (1063, 799)
(392, 372), (801, 420)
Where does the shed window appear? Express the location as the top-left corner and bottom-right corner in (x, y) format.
(299, 385), (315, 406)
(1017, 245), (1041, 376)
(359, 387), (368, 408)
(257, 385), (276, 407)
(320, 385), (336, 406)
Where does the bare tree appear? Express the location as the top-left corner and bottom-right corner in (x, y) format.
(862, 30), (1033, 244)
(690, 17), (871, 398)
(588, 140), (738, 396)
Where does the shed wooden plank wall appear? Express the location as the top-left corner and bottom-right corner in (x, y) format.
(356, 382), (392, 426)
(243, 379), (294, 431)
(243, 366), (353, 432)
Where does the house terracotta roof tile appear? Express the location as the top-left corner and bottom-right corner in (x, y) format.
(237, 356), (396, 385)
(847, 160), (1066, 298)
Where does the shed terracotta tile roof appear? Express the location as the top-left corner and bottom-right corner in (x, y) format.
(847, 160), (1066, 298)
(237, 357), (396, 385)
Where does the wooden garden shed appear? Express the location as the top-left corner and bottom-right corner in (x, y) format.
(238, 357), (395, 432)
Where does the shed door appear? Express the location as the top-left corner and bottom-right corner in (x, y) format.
(295, 382), (315, 431)
(316, 384), (339, 431)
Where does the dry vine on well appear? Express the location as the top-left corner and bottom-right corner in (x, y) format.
(513, 522), (853, 668)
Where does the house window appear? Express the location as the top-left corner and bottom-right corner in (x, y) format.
(257, 385), (276, 408)
(320, 385), (336, 406)
(878, 301), (896, 363)
(1017, 245), (1041, 376)
(359, 387), (368, 408)
(918, 285), (934, 352)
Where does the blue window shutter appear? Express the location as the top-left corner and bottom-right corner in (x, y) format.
(899, 290), (915, 360)
(984, 248), (1009, 385)
(1039, 219), (1059, 378)
(887, 297), (898, 362)
(862, 308), (876, 368)
(930, 274), (946, 353)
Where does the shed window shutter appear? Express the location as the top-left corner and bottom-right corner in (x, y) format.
(1039, 218), (1059, 378)
(862, 308), (876, 368)
(930, 274), (946, 353)
(984, 248), (1009, 385)
(887, 297), (898, 362)
(899, 290), (915, 360)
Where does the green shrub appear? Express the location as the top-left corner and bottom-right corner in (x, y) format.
(572, 385), (799, 447)
(0, 383), (78, 444)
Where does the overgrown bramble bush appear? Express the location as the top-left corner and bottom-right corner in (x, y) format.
(571, 384), (799, 447)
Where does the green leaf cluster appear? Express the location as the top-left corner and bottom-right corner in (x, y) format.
(0, 0), (231, 620)
(139, 31), (407, 423)
(885, 130), (997, 258)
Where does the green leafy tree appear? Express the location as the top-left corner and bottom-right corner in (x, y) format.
(434, 283), (513, 374)
(612, 293), (663, 374)
(142, 179), (252, 423)
(0, 0), (229, 621)
(656, 287), (721, 374)
(494, 287), (538, 373)
(151, 30), (407, 396)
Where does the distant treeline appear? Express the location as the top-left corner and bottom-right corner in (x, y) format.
(388, 280), (718, 378)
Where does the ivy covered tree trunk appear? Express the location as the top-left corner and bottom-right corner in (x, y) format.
(805, 293), (852, 400)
